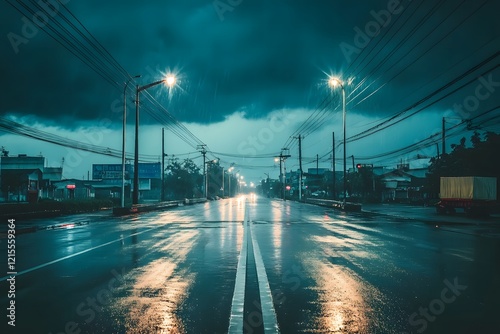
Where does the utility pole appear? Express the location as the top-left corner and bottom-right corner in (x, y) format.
(122, 74), (140, 208)
(436, 143), (440, 160)
(296, 135), (303, 201)
(332, 132), (336, 199)
(279, 156), (283, 199)
(161, 127), (165, 202)
(442, 117), (446, 155)
(198, 145), (207, 198)
(133, 84), (140, 204)
(221, 166), (225, 197)
(316, 154), (319, 174)
(351, 155), (355, 171)
(372, 165), (375, 193)
(275, 149), (291, 201)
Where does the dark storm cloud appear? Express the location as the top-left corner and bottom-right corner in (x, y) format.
(1, 0), (498, 128)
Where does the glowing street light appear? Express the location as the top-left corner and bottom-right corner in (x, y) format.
(328, 76), (347, 205)
(133, 74), (177, 204)
(165, 74), (176, 87)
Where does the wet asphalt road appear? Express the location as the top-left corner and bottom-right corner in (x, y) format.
(1, 196), (500, 333)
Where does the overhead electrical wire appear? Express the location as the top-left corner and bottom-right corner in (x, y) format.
(279, 0), (488, 158)
(348, 0), (490, 109)
(348, 0), (451, 101)
(347, 0), (425, 79)
(356, 106), (499, 161)
(346, 61), (499, 144)
(0, 116), (160, 162)
(4, 0), (210, 155)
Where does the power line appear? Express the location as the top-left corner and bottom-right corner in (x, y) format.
(5, 0), (210, 152)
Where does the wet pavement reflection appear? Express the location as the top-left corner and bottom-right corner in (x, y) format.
(0, 196), (499, 333)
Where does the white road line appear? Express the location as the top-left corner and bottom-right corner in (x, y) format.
(228, 202), (249, 333)
(250, 221), (280, 333)
(0, 226), (160, 282)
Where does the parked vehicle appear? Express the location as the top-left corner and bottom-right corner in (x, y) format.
(437, 176), (497, 216)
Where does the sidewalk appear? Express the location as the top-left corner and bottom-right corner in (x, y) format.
(362, 203), (500, 226)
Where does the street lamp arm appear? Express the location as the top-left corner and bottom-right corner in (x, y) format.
(138, 79), (166, 92)
(328, 77), (345, 90)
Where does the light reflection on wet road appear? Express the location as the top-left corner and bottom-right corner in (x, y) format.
(1, 196), (499, 333)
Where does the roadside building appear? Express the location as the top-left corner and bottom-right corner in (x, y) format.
(92, 162), (161, 201)
(0, 154), (63, 202)
(376, 166), (428, 202)
(303, 168), (329, 196)
(52, 179), (94, 200)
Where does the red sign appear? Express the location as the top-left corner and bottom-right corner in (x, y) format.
(66, 184), (76, 189)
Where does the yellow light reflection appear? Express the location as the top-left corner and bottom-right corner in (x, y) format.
(116, 230), (199, 333)
(219, 202), (227, 250)
(271, 204), (282, 268)
(309, 259), (373, 333)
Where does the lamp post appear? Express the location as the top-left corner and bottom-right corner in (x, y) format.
(329, 76), (347, 205)
(227, 166), (234, 197)
(122, 75), (141, 208)
(133, 75), (176, 204)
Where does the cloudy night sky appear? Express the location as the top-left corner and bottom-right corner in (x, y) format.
(1, 0), (499, 183)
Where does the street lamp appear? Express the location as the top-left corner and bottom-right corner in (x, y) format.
(133, 74), (176, 204)
(122, 75), (141, 208)
(328, 76), (347, 205)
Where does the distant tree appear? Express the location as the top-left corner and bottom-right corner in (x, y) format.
(426, 131), (500, 197)
(164, 158), (202, 200)
(260, 178), (270, 197)
(206, 161), (223, 198)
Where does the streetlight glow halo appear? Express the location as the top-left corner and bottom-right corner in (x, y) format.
(165, 74), (176, 87)
(328, 76), (342, 88)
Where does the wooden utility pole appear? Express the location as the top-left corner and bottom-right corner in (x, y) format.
(332, 132), (335, 199)
(198, 145), (207, 198)
(442, 117), (446, 155)
(275, 149), (291, 201)
(296, 135), (303, 201)
(161, 127), (165, 202)
(316, 154), (319, 174)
